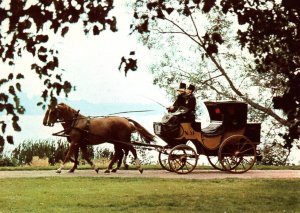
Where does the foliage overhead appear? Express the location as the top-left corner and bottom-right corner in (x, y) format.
(130, 0), (300, 149)
(221, 0), (300, 147)
(0, 0), (116, 145)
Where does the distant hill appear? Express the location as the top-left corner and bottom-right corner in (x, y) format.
(19, 92), (165, 116)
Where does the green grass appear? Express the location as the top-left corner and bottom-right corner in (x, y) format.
(0, 177), (299, 213)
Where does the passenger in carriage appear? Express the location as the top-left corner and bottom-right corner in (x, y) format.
(167, 82), (186, 113)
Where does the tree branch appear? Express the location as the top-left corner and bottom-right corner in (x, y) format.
(159, 11), (290, 127)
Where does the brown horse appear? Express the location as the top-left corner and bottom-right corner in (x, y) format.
(43, 103), (154, 173)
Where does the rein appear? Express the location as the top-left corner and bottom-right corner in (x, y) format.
(106, 109), (154, 116)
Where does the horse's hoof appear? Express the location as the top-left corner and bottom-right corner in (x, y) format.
(139, 168), (143, 174)
(56, 170), (61, 174)
(68, 170), (74, 173)
(124, 164), (129, 170)
(104, 170), (110, 174)
(95, 168), (99, 173)
(111, 169), (117, 173)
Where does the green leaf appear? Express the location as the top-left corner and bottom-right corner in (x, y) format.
(5, 104), (14, 115)
(6, 136), (14, 145)
(16, 73), (24, 79)
(1, 122), (7, 133)
(8, 86), (16, 95)
(93, 25), (100, 35)
(0, 79), (8, 86)
(202, 0), (216, 13)
(12, 121), (21, 132)
(0, 135), (4, 146)
(61, 26), (69, 37)
(0, 93), (9, 102)
(38, 54), (48, 62)
(16, 83), (22, 92)
(8, 73), (13, 80)
(36, 35), (49, 43)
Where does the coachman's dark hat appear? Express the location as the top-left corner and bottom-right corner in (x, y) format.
(177, 82), (186, 91)
(187, 84), (195, 92)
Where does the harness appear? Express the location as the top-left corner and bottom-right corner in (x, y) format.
(52, 110), (81, 138)
(81, 116), (91, 142)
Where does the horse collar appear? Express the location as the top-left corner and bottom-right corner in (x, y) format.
(85, 117), (91, 131)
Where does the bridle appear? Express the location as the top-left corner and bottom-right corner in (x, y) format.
(44, 105), (82, 138)
(45, 106), (80, 127)
(45, 107), (63, 127)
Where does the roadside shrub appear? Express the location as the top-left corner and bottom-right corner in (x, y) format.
(11, 139), (69, 166)
(0, 153), (17, 166)
(10, 139), (110, 166)
(259, 142), (290, 166)
(94, 147), (113, 159)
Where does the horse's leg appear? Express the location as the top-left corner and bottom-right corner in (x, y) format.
(80, 145), (99, 173)
(57, 142), (78, 173)
(128, 145), (143, 174)
(105, 147), (121, 173)
(112, 148), (124, 173)
(68, 146), (79, 173)
(123, 148), (129, 170)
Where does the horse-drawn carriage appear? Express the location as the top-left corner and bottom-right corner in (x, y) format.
(153, 101), (261, 174)
(44, 100), (260, 175)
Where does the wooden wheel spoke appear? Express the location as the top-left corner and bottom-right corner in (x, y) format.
(185, 160), (193, 167)
(239, 142), (248, 151)
(239, 147), (255, 155)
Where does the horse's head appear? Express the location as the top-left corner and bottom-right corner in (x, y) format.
(43, 103), (66, 126)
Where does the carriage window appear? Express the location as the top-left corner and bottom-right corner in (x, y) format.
(196, 100), (210, 128)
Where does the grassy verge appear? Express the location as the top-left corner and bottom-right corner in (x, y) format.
(0, 177), (299, 213)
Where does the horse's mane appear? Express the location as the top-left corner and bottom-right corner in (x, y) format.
(57, 103), (81, 117)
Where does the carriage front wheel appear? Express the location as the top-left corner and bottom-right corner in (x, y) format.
(218, 135), (257, 174)
(168, 144), (198, 174)
(158, 147), (173, 172)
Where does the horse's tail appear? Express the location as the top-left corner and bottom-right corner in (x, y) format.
(127, 118), (155, 143)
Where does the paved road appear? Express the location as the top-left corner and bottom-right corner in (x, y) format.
(0, 169), (299, 179)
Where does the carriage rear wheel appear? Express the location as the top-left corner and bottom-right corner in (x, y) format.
(168, 144), (198, 174)
(158, 148), (173, 172)
(218, 135), (256, 174)
(207, 156), (225, 171)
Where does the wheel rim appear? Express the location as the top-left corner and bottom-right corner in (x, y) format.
(218, 135), (256, 174)
(158, 149), (173, 172)
(168, 144), (198, 174)
(207, 155), (225, 171)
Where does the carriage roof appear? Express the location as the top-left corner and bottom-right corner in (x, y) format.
(204, 101), (248, 127)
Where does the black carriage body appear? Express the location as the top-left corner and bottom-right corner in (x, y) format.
(154, 100), (262, 174)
